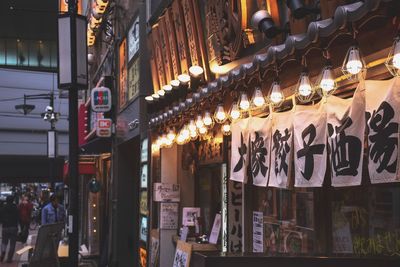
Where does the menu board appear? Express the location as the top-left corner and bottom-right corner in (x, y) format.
(160, 202), (179, 229)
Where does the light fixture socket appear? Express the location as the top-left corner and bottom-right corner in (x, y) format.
(341, 45), (365, 79)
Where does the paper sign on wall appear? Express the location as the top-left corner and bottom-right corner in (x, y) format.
(253, 211), (263, 252)
(160, 202), (179, 230)
(153, 183), (180, 202)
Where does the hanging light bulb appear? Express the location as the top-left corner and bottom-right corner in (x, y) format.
(160, 134), (168, 148)
(157, 89), (166, 97)
(269, 81), (284, 106)
(189, 65), (204, 78)
(181, 126), (190, 140)
(167, 129), (176, 142)
(229, 101), (241, 121)
(188, 119), (197, 132)
(162, 84), (172, 92)
(198, 126), (208, 136)
(385, 36), (400, 77)
(222, 122), (231, 136)
(214, 104), (227, 124)
(156, 136), (163, 147)
(239, 92), (250, 111)
(189, 129), (198, 141)
(295, 70), (314, 103)
(251, 87), (266, 108)
(202, 111), (214, 128)
(164, 138), (173, 148)
(342, 46), (365, 77)
(178, 73), (191, 85)
(176, 134), (186, 145)
(316, 63), (337, 97)
(195, 115), (204, 128)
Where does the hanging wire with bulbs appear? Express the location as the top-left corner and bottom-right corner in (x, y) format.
(150, 29), (400, 151)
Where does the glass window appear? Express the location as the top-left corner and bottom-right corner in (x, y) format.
(39, 41), (51, 68)
(17, 40), (29, 67)
(6, 39), (17, 65)
(28, 40), (40, 67)
(0, 39), (5, 65)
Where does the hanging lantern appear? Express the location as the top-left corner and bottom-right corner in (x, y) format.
(385, 36), (400, 77)
(195, 115), (204, 129)
(239, 92), (250, 111)
(203, 111), (214, 128)
(251, 87), (266, 108)
(222, 122), (231, 136)
(269, 81), (284, 107)
(341, 46), (365, 79)
(214, 104), (227, 124)
(229, 101), (241, 121)
(295, 70), (314, 103)
(316, 62), (337, 97)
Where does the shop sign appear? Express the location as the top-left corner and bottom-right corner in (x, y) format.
(140, 164), (148, 188)
(119, 38), (127, 108)
(198, 134), (223, 165)
(141, 138), (148, 163)
(228, 181), (242, 252)
(91, 87), (112, 112)
(96, 118), (112, 138)
(153, 183), (180, 202)
(128, 57), (140, 100)
(128, 16), (140, 62)
(160, 202), (179, 230)
(173, 241), (192, 267)
(252, 211), (263, 252)
(140, 216), (148, 242)
(140, 191), (148, 216)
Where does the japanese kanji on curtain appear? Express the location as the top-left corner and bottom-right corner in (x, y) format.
(249, 117), (272, 187)
(230, 118), (250, 183)
(326, 85), (365, 187)
(268, 110), (294, 188)
(293, 103), (327, 187)
(365, 78), (400, 184)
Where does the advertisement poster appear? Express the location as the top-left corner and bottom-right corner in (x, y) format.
(153, 183), (180, 202)
(173, 241), (192, 267)
(140, 191), (148, 216)
(182, 207), (201, 226)
(140, 165), (148, 189)
(140, 216), (148, 242)
(252, 211), (263, 252)
(160, 202), (179, 230)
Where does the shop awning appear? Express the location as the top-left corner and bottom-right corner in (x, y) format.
(0, 155), (65, 183)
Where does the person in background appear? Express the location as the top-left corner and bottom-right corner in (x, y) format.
(18, 194), (33, 243)
(0, 195), (19, 263)
(41, 194), (65, 225)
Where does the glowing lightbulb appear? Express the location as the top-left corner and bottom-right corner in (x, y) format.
(222, 123), (231, 136)
(163, 84), (172, 92)
(189, 65), (204, 77)
(170, 79), (180, 88)
(145, 96), (154, 102)
(178, 73), (190, 84)
(298, 74), (312, 96)
(252, 88), (265, 108)
(188, 120), (197, 132)
(393, 52), (400, 69)
(198, 126), (208, 135)
(164, 138), (173, 148)
(160, 134), (168, 147)
(152, 93), (160, 99)
(269, 82), (284, 104)
(176, 134), (185, 145)
(203, 111), (214, 127)
(181, 126), (190, 139)
(345, 47), (363, 75)
(320, 68), (336, 92)
(214, 104), (227, 124)
(158, 89), (165, 97)
(195, 115), (204, 128)
(229, 102), (241, 121)
(167, 129), (176, 141)
(239, 92), (250, 111)
(190, 130), (198, 141)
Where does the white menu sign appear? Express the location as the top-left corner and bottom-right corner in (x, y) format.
(253, 211), (263, 252)
(128, 16), (140, 61)
(160, 202), (179, 230)
(153, 183), (180, 202)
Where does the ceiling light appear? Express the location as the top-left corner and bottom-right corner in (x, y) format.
(269, 81), (284, 106)
(163, 84), (173, 92)
(189, 65), (204, 78)
(178, 73), (190, 85)
(251, 87), (266, 108)
(229, 102), (241, 121)
(171, 79), (180, 88)
(222, 122), (231, 136)
(316, 63), (337, 97)
(342, 46), (365, 77)
(195, 115), (204, 128)
(203, 111), (214, 128)
(239, 92), (250, 111)
(295, 70), (314, 103)
(214, 104), (227, 124)
(385, 36), (400, 76)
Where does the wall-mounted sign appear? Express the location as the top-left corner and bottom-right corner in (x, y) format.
(141, 138), (148, 163)
(119, 38), (127, 108)
(160, 202), (179, 230)
(252, 211), (264, 252)
(128, 57), (140, 100)
(140, 164), (148, 188)
(153, 183), (180, 202)
(182, 207), (201, 226)
(96, 118), (112, 137)
(140, 191), (148, 215)
(140, 216), (148, 242)
(91, 87), (111, 112)
(128, 16), (140, 62)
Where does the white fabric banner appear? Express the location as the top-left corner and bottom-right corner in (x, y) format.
(249, 117), (272, 187)
(365, 78), (400, 184)
(293, 103), (327, 187)
(327, 85), (365, 187)
(230, 118), (250, 183)
(268, 110), (294, 188)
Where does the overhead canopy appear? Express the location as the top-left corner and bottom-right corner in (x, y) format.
(0, 155), (64, 183)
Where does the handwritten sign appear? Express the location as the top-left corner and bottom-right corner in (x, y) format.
(160, 202), (179, 230)
(173, 241), (192, 267)
(209, 213), (221, 244)
(252, 211), (263, 252)
(153, 183), (180, 202)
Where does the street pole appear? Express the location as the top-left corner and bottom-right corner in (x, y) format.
(68, 0), (79, 266)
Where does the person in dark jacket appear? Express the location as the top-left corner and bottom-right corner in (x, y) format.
(0, 195), (19, 263)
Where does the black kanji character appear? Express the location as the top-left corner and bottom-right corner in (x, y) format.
(272, 128), (291, 176)
(251, 132), (268, 178)
(233, 132), (247, 173)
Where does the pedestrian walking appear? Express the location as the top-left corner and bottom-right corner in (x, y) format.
(18, 194), (33, 243)
(0, 195), (19, 263)
(41, 194), (65, 225)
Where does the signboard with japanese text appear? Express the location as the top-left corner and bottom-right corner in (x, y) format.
(96, 119), (112, 138)
(253, 211), (263, 252)
(140, 164), (148, 188)
(158, 16), (173, 83)
(164, 8), (181, 79)
(171, 0), (190, 75)
(91, 87), (111, 112)
(160, 202), (179, 229)
(119, 39), (127, 108)
(150, 25), (166, 88)
(230, 119), (250, 183)
(128, 57), (140, 100)
(153, 183), (180, 202)
(141, 138), (148, 163)
(228, 181), (242, 252)
(140, 191), (148, 216)
(128, 16), (140, 62)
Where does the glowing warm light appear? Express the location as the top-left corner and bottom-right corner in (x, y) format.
(93, 217), (97, 220)
(189, 65), (204, 77)
(319, 68), (336, 92)
(157, 89), (165, 97)
(269, 82), (284, 104)
(181, 126), (190, 140)
(203, 111), (214, 127)
(190, 130), (198, 140)
(198, 126), (208, 135)
(151, 93), (160, 99)
(298, 74), (312, 97)
(239, 92), (250, 111)
(229, 102), (241, 121)
(178, 73), (190, 84)
(167, 129), (176, 141)
(214, 104), (227, 124)
(160, 134), (168, 147)
(164, 138), (173, 148)
(344, 46), (363, 75)
(163, 84), (172, 92)
(251, 88), (265, 107)
(176, 134), (186, 145)
(222, 122), (231, 136)
(188, 120), (197, 132)
(195, 115), (204, 128)
(171, 79), (180, 87)
(393, 53), (400, 69)
(145, 96), (154, 102)
(93, 229), (97, 233)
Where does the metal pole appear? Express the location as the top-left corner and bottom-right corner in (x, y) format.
(68, 0), (79, 266)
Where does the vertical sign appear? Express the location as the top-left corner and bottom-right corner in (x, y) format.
(128, 58), (140, 100)
(171, 0), (190, 75)
(180, 0), (201, 66)
(119, 39), (127, 108)
(228, 181), (243, 252)
(221, 163), (228, 252)
(164, 8), (181, 79)
(252, 211), (263, 252)
(150, 26), (166, 88)
(148, 34), (160, 93)
(128, 16), (140, 62)
(158, 16), (173, 84)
